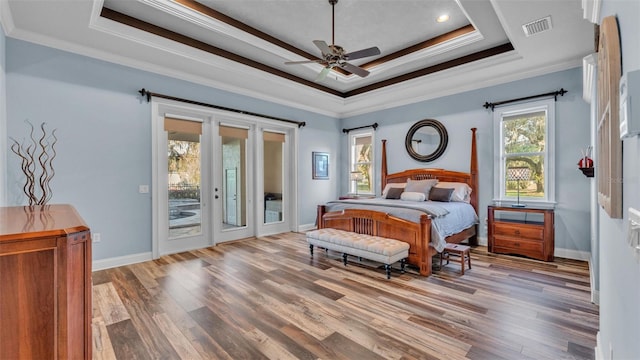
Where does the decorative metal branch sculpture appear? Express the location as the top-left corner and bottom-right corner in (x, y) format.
(10, 120), (58, 205)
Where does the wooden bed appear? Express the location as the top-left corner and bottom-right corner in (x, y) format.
(316, 128), (478, 276)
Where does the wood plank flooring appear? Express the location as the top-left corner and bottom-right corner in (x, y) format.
(92, 232), (599, 359)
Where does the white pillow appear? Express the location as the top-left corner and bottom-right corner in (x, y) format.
(434, 182), (472, 202)
(404, 178), (438, 199)
(400, 191), (426, 202)
(382, 182), (406, 198)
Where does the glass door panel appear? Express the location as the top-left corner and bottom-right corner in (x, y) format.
(263, 132), (284, 224)
(167, 127), (202, 239)
(220, 125), (247, 231)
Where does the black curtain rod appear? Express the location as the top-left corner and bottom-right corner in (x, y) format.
(483, 88), (568, 111)
(138, 89), (306, 128)
(342, 122), (378, 134)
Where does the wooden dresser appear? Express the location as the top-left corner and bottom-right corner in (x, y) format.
(0, 204), (92, 359)
(488, 204), (554, 261)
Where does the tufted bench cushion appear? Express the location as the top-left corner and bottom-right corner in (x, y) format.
(306, 228), (410, 279)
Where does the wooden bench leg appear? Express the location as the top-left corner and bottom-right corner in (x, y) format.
(343, 253), (348, 266)
(309, 244), (314, 257)
(385, 264), (391, 279)
(400, 258), (406, 273)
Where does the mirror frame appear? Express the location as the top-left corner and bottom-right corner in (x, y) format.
(405, 119), (448, 162)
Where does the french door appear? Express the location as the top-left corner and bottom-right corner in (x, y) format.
(212, 121), (254, 243)
(153, 106), (213, 256)
(151, 99), (297, 258)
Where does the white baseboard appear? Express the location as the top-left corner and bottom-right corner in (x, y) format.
(554, 248), (591, 261)
(92, 252), (153, 271)
(595, 331), (604, 360)
(298, 223), (316, 232)
(588, 257), (600, 305)
(297, 226), (488, 244)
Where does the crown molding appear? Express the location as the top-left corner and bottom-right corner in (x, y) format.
(339, 54), (583, 118)
(582, 0), (602, 24)
(0, 0), (15, 36)
(583, 53), (597, 103)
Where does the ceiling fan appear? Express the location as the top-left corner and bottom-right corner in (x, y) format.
(284, 0), (381, 81)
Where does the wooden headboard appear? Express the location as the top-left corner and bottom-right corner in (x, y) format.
(380, 128), (479, 214)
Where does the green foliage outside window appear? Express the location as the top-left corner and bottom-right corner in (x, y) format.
(503, 111), (546, 198)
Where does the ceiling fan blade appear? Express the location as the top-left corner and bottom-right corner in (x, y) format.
(339, 62), (370, 77)
(344, 46), (381, 61)
(313, 40), (332, 55)
(284, 60), (324, 65)
(315, 66), (331, 82)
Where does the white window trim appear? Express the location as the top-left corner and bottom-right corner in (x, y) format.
(493, 98), (556, 205)
(348, 129), (375, 195)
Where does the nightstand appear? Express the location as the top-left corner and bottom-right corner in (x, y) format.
(488, 204), (554, 261)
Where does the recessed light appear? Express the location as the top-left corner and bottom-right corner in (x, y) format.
(436, 14), (449, 23)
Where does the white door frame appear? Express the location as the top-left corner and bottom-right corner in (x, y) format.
(212, 117), (255, 243)
(256, 125), (298, 237)
(151, 98), (298, 258)
(152, 99), (213, 257)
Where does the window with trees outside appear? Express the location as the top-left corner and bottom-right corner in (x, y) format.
(493, 99), (555, 204)
(349, 131), (374, 195)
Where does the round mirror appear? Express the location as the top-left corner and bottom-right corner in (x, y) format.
(405, 119), (448, 162)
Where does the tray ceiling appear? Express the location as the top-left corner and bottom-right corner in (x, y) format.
(1, 0), (596, 117)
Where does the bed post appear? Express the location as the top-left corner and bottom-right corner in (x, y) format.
(316, 205), (327, 229)
(381, 139), (388, 194)
(470, 128), (478, 210)
(469, 128), (479, 246)
(419, 214), (432, 276)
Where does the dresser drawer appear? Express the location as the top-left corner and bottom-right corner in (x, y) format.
(493, 236), (544, 254)
(493, 222), (543, 240)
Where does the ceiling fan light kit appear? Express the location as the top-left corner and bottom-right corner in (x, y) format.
(284, 0), (381, 81)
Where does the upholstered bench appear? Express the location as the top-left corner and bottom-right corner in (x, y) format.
(306, 228), (410, 279)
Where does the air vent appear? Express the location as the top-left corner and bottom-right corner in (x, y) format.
(522, 16), (552, 37)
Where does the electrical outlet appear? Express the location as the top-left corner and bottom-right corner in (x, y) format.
(92, 233), (101, 243)
(139, 185), (149, 194)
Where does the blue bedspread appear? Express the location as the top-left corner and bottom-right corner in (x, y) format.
(325, 198), (478, 252)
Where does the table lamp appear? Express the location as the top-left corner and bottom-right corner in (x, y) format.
(350, 171), (363, 196)
(507, 166), (531, 208)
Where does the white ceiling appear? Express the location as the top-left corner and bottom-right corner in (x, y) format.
(0, 0), (595, 118)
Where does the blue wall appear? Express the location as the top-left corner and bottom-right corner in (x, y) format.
(342, 67), (592, 254)
(6, 39), (339, 260)
(598, 1), (640, 359)
(0, 23), (6, 205)
(6, 38), (593, 263)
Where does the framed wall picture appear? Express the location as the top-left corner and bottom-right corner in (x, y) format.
(312, 152), (329, 180)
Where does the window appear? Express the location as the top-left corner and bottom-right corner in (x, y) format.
(493, 99), (555, 204)
(349, 130), (374, 195)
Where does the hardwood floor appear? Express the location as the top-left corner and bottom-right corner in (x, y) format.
(92, 232), (599, 359)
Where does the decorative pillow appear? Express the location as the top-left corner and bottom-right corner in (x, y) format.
(404, 178), (438, 199)
(385, 187), (404, 199)
(400, 191), (426, 202)
(382, 182), (406, 198)
(434, 182), (472, 202)
(429, 187), (454, 202)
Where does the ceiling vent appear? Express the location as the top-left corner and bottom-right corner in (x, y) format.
(522, 16), (553, 37)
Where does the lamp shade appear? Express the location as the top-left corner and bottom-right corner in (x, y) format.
(350, 171), (363, 181)
(507, 167), (531, 181)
